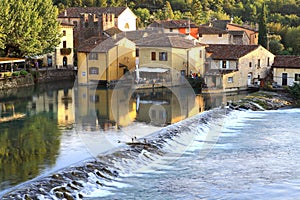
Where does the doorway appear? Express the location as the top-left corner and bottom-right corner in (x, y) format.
(282, 73), (288, 86)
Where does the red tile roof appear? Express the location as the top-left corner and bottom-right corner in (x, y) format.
(77, 36), (109, 52)
(272, 55), (300, 68)
(206, 44), (259, 60)
(58, 7), (127, 18)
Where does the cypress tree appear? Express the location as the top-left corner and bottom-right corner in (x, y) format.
(258, 3), (268, 49)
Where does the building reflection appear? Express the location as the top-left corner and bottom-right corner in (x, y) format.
(75, 86), (205, 131)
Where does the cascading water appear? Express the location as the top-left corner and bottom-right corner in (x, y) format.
(1, 107), (229, 200)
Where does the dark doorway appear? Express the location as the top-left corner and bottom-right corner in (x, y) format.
(282, 73), (288, 86)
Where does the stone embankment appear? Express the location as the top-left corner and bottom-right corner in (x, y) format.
(35, 68), (76, 83)
(0, 75), (34, 90)
(228, 91), (295, 111)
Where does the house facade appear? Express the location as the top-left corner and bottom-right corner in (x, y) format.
(205, 44), (274, 91)
(198, 26), (230, 44)
(57, 7), (136, 48)
(226, 23), (258, 45)
(77, 36), (136, 85)
(272, 55), (300, 86)
(40, 23), (74, 68)
(136, 33), (206, 86)
(148, 20), (199, 39)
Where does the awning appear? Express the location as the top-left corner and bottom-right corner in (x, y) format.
(0, 57), (26, 64)
(137, 67), (169, 73)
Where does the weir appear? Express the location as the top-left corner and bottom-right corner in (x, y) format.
(2, 107), (230, 199)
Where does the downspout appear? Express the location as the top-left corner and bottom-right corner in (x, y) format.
(106, 51), (109, 85)
(86, 52), (89, 85)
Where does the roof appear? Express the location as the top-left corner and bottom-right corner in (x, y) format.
(272, 55), (300, 68)
(198, 26), (228, 35)
(104, 27), (122, 37)
(148, 19), (198, 29)
(211, 20), (231, 30)
(228, 30), (246, 36)
(206, 44), (259, 60)
(0, 57), (25, 64)
(136, 33), (203, 49)
(58, 7), (127, 18)
(77, 36), (109, 52)
(60, 22), (75, 27)
(227, 23), (258, 32)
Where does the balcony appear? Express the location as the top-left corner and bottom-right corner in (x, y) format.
(60, 48), (72, 55)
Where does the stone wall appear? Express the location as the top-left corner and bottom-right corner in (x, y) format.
(0, 75), (34, 90)
(36, 69), (76, 83)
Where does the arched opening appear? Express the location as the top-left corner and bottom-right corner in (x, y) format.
(124, 23), (129, 29)
(63, 56), (67, 67)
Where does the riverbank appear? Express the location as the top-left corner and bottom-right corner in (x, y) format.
(228, 90), (299, 111)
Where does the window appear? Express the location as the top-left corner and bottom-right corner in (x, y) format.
(151, 52), (156, 60)
(257, 59), (261, 68)
(89, 53), (98, 60)
(136, 48), (139, 57)
(89, 67), (99, 74)
(159, 52), (168, 61)
(218, 33), (223, 37)
(228, 77), (233, 83)
(199, 34), (203, 38)
(249, 62), (252, 68)
(63, 41), (67, 48)
(199, 50), (202, 58)
(63, 30), (66, 36)
(267, 57), (270, 66)
(90, 95), (99, 103)
(295, 74), (300, 81)
(125, 23), (129, 29)
(220, 60), (229, 69)
(73, 21), (78, 27)
(170, 28), (173, 32)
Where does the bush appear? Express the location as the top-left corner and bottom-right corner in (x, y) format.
(288, 82), (300, 99)
(20, 70), (28, 76)
(12, 72), (20, 77)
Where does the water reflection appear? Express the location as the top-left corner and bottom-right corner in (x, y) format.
(0, 81), (248, 193)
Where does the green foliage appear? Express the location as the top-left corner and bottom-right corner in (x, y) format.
(12, 72), (20, 77)
(288, 82), (300, 99)
(20, 69), (29, 76)
(258, 3), (268, 49)
(0, 0), (61, 57)
(134, 8), (151, 28)
(285, 26), (300, 55)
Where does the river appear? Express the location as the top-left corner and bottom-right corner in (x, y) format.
(1, 81), (299, 199)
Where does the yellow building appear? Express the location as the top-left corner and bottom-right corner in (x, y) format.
(77, 36), (136, 85)
(272, 55), (300, 86)
(136, 33), (206, 86)
(42, 23), (74, 68)
(198, 26), (231, 44)
(204, 44), (274, 92)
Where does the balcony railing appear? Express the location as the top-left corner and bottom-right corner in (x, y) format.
(60, 48), (72, 55)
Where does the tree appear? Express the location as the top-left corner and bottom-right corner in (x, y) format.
(101, 0), (107, 7)
(73, 0), (82, 6)
(135, 8), (151, 28)
(285, 26), (300, 55)
(0, 0), (61, 57)
(258, 3), (268, 49)
(164, 1), (174, 19)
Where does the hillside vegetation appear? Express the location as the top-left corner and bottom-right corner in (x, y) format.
(53, 0), (300, 55)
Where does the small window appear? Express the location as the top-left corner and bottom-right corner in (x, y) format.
(257, 59), (261, 68)
(89, 67), (99, 74)
(63, 30), (66, 36)
(90, 95), (99, 103)
(267, 57), (270, 66)
(159, 52), (168, 61)
(125, 23), (129, 29)
(170, 28), (173, 32)
(199, 50), (202, 58)
(151, 52), (156, 60)
(89, 53), (98, 60)
(199, 34), (203, 38)
(63, 41), (67, 48)
(218, 33), (223, 37)
(249, 62), (252, 68)
(136, 48), (139, 57)
(228, 77), (233, 83)
(295, 74), (300, 81)
(220, 60), (228, 69)
(73, 21), (78, 27)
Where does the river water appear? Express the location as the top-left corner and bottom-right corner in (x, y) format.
(1, 81), (299, 199)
